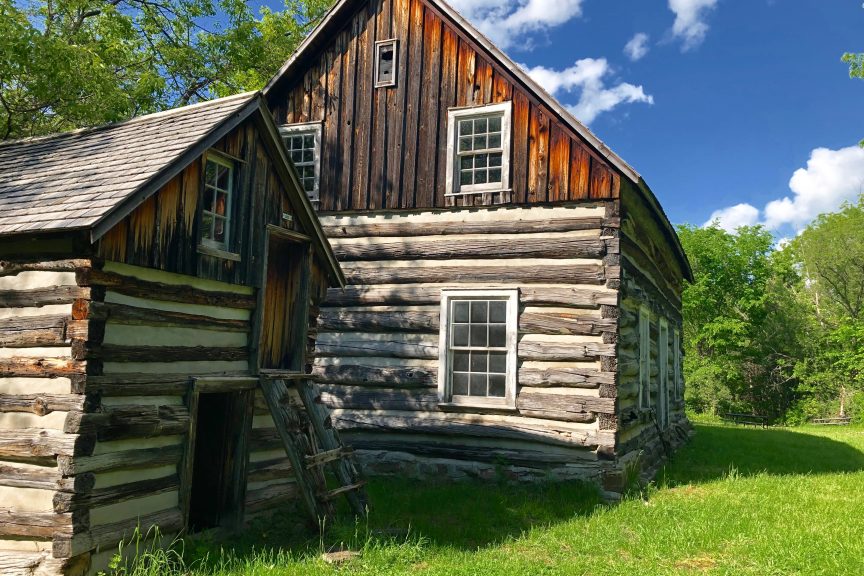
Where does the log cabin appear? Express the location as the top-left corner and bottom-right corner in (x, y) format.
(263, 0), (694, 491)
(0, 92), (362, 576)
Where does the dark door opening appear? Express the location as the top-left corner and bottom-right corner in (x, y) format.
(188, 391), (249, 532)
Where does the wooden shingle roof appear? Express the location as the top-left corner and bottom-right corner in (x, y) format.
(0, 92), (257, 237)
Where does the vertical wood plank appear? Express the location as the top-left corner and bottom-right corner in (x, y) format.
(511, 91), (530, 203)
(569, 142), (590, 200)
(320, 36), (344, 212)
(475, 57), (493, 105)
(310, 58), (327, 122)
(301, 70), (312, 122)
(455, 39), (475, 107)
(369, 0), (391, 209)
(548, 124), (570, 202)
(589, 159), (612, 199)
(492, 71), (512, 103)
(434, 25), (458, 206)
(352, 3), (375, 210)
(338, 14), (360, 211)
(400, 0), (425, 208)
(527, 104), (549, 203)
(414, 8), (442, 208)
(385, 0), (411, 208)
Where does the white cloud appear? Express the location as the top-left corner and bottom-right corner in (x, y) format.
(448, 0), (585, 49)
(704, 203), (760, 232)
(523, 58), (654, 125)
(705, 146), (864, 234)
(624, 33), (650, 61)
(668, 0), (718, 50)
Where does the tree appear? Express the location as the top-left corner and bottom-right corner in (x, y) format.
(0, 0), (331, 139)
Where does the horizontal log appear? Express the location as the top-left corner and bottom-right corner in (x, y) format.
(0, 430), (94, 461)
(312, 363), (437, 388)
(0, 286), (90, 308)
(84, 373), (193, 396)
(323, 285), (617, 308)
(0, 508), (74, 539)
(68, 405), (189, 441)
(318, 308), (439, 334)
(319, 385), (439, 411)
(0, 259), (92, 277)
(342, 264), (606, 286)
(247, 460), (294, 484)
(333, 410), (614, 449)
(53, 507), (182, 558)
(0, 462), (94, 493)
(76, 268), (256, 310)
(332, 236), (606, 262)
(250, 428), (284, 452)
(83, 301), (249, 333)
(518, 366), (615, 388)
(57, 444), (184, 475)
(53, 474), (179, 513)
(316, 334), (437, 360)
(0, 314), (68, 347)
(73, 343), (248, 363)
(321, 215), (609, 238)
(520, 312), (616, 336)
(244, 481), (299, 514)
(0, 393), (87, 415)
(518, 340), (616, 361)
(0, 356), (85, 377)
(516, 390), (616, 421)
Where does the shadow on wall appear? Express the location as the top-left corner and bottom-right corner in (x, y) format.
(661, 423), (864, 485)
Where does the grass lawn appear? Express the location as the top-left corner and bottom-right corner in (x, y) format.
(118, 421), (864, 575)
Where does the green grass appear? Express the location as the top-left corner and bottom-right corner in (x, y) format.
(110, 423), (864, 576)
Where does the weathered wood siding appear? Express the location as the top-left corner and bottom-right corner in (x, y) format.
(314, 203), (621, 477)
(266, 0), (622, 211)
(617, 180), (689, 476)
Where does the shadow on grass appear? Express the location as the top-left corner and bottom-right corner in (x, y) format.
(662, 423), (864, 485)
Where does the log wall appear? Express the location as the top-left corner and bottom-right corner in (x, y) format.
(315, 203), (622, 482)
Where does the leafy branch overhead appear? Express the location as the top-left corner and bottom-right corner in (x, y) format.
(0, 0), (333, 139)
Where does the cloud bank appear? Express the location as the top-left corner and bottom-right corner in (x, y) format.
(668, 0), (718, 50)
(624, 33), (650, 61)
(448, 0), (586, 49)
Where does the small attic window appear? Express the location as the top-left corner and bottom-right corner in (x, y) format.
(375, 39), (398, 88)
(201, 154), (235, 253)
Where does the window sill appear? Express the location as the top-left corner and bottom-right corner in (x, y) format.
(438, 401), (518, 414)
(445, 188), (512, 197)
(197, 244), (242, 262)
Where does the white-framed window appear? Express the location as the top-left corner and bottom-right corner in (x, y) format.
(673, 328), (682, 400)
(375, 39), (398, 88)
(279, 122), (322, 202)
(201, 153), (234, 251)
(638, 306), (651, 410)
(658, 318), (669, 428)
(445, 102), (512, 196)
(438, 290), (518, 409)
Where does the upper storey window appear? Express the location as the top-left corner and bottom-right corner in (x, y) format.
(280, 122), (322, 203)
(445, 102), (512, 196)
(201, 153), (234, 251)
(375, 39), (398, 88)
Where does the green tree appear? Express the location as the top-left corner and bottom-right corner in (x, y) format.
(678, 224), (806, 419)
(0, 0), (331, 139)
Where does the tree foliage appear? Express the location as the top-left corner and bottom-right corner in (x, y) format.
(0, 0), (331, 139)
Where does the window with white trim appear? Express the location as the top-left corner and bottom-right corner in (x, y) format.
(438, 290), (518, 408)
(638, 306), (651, 410)
(658, 318), (669, 428)
(375, 39), (398, 87)
(673, 328), (682, 400)
(280, 122), (322, 202)
(201, 154), (234, 251)
(445, 102), (512, 196)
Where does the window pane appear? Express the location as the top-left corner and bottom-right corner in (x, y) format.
(216, 165), (230, 190)
(475, 117), (487, 134)
(460, 170), (473, 185)
(488, 134), (502, 149)
(489, 301), (506, 323)
(303, 149), (314, 163)
(489, 352), (506, 374)
(303, 134), (314, 148)
(475, 154), (488, 168)
(452, 372), (469, 396)
(489, 324), (506, 348)
(453, 324), (469, 347)
(201, 213), (213, 240)
(453, 351), (470, 371)
(474, 135), (487, 150)
(459, 137), (472, 152)
(453, 301), (469, 322)
(214, 216), (226, 242)
(470, 352), (487, 373)
(215, 192), (228, 216)
(291, 150), (303, 163)
(474, 170), (488, 184)
(488, 169), (502, 183)
(459, 120), (473, 136)
(203, 186), (214, 212)
(460, 156), (473, 170)
(205, 161), (218, 185)
(470, 325), (487, 347)
(471, 301), (488, 322)
(488, 375), (506, 397)
(489, 153), (502, 167)
(470, 374), (486, 396)
(489, 116), (501, 132)
(303, 179), (315, 193)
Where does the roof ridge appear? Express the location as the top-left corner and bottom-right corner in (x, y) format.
(0, 91), (259, 148)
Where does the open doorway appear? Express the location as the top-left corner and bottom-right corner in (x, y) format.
(188, 390), (251, 532)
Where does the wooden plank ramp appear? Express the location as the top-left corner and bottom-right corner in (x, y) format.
(259, 370), (368, 523)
